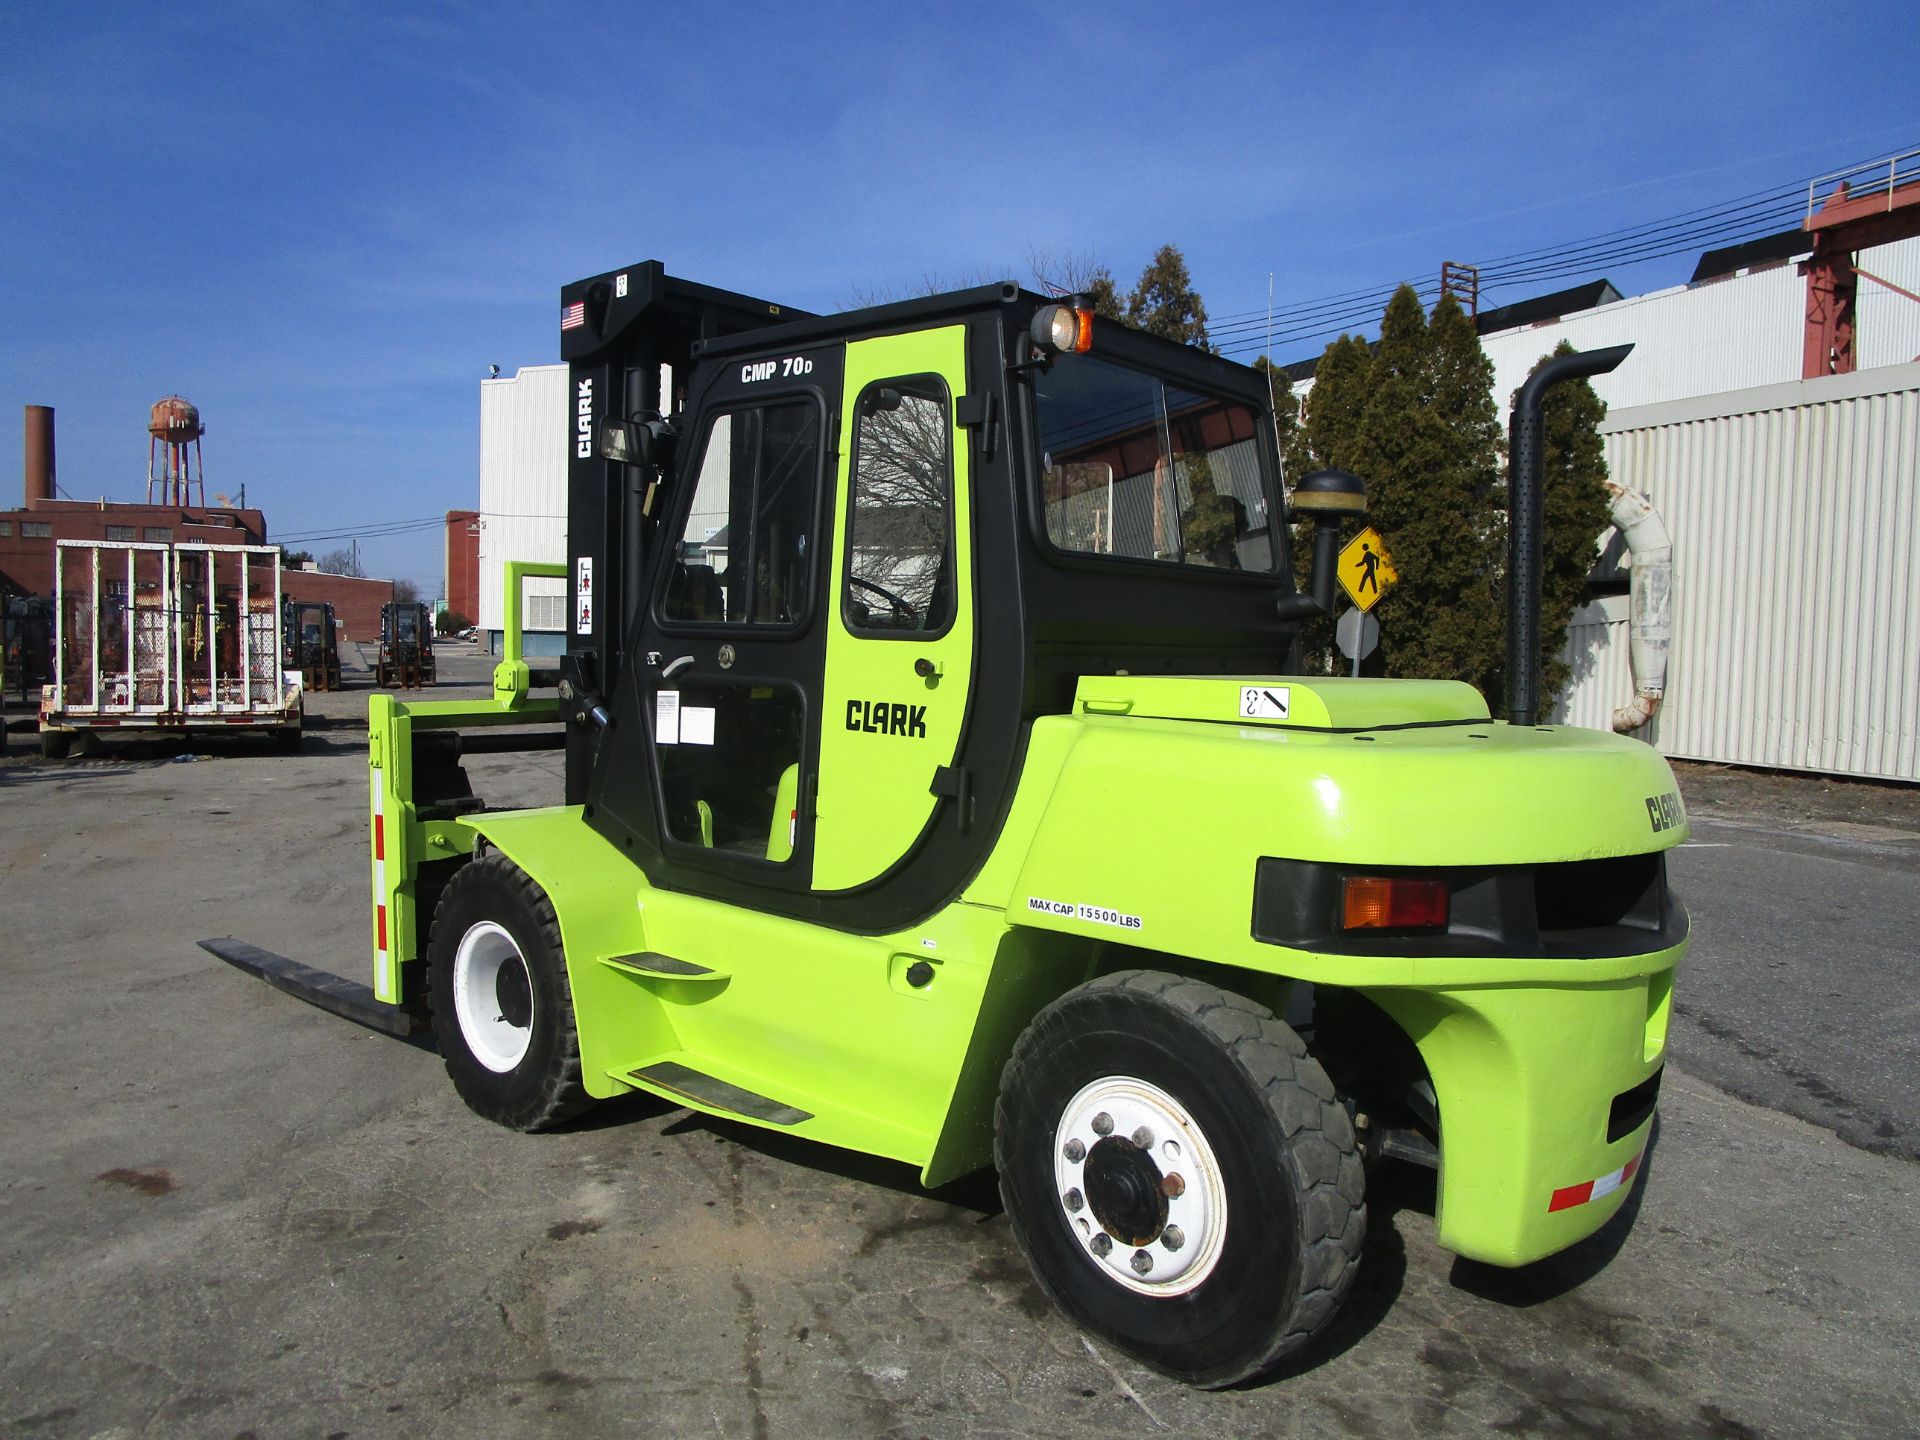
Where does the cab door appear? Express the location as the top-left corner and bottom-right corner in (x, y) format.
(812, 326), (974, 890)
(608, 342), (840, 891)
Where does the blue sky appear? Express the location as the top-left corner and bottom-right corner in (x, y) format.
(4, 1), (1914, 591)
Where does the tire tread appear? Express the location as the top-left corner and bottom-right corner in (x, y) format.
(999, 968), (1366, 1386)
(426, 853), (590, 1131)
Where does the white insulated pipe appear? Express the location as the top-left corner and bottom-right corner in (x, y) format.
(1605, 481), (1672, 733)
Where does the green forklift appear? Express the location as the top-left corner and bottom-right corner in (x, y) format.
(218, 262), (1682, 1386)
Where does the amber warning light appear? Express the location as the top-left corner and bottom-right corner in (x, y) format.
(1032, 302), (1095, 355)
(1341, 876), (1449, 931)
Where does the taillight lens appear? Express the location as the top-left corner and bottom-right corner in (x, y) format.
(1341, 876), (1449, 931)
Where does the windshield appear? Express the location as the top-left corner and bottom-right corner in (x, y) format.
(1033, 352), (1277, 572)
(394, 607), (418, 640)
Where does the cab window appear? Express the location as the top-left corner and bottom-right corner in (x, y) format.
(662, 400), (821, 627)
(1033, 353), (1276, 572)
(843, 377), (954, 635)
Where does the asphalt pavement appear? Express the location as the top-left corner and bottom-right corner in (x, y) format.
(1, 652), (1916, 1437)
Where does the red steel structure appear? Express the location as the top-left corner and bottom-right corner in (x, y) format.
(1801, 151), (1920, 379)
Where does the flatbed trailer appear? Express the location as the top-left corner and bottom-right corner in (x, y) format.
(40, 539), (302, 756)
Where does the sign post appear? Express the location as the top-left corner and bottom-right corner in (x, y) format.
(1334, 608), (1379, 676)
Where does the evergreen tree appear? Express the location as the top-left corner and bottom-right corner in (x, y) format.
(1081, 267), (1124, 321)
(1527, 340), (1614, 706)
(1300, 334), (1373, 472)
(1126, 245), (1212, 350)
(1351, 286), (1505, 689)
(1252, 356), (1311, 482)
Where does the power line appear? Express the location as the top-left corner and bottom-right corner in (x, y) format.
(1202, 145), (1914, 361)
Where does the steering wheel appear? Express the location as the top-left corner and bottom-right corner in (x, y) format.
(850, 575), (919, 627)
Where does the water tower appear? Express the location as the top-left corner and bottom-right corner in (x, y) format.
(147, 396), (206, 506)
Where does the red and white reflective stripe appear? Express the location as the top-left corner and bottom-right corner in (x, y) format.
(1549, 1152), (1643, 1213)
(372, 783), (390, 997)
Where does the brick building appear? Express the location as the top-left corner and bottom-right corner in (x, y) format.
(3, 404), (396, 647)
(444, 509), (478, 624)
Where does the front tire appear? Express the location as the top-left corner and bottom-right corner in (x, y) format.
(427, 854), (590, 1131)
(995, 970), (1365, 1388)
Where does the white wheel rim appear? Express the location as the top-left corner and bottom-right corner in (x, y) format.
(1052, 1075), (1228, 1296)
(452, 921), (533, 1073)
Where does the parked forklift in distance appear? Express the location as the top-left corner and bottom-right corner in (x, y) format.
(217, 262), (1681, 1387)
(374, 600), (434, 689)
(284, 599), (341, 692)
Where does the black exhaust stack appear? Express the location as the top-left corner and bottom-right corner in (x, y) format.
(1506, 344), (1632, 726)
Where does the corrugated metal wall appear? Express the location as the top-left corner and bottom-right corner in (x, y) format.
(1551, 362), (1920, 783)
(477, 365), (568, 641)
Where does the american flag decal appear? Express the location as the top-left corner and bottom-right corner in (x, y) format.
(561, 300), (586, 330)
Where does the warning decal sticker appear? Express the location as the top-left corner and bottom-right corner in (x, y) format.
(1239, 685), (1290, 720)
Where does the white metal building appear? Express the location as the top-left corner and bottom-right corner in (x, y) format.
(477, 364), (569, 654)
(1553, 362), (1919, 783)
(1477, 237), (1920, 419)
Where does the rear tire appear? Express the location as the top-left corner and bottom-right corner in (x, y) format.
(39, 730), (70, 759)
(995, 970), (1365, 1388)
(427, 853), (590, 1131)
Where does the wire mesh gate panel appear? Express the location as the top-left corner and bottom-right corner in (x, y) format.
(52, 540), (291, 724)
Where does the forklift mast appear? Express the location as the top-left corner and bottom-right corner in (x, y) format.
(558, 262), (808, 807)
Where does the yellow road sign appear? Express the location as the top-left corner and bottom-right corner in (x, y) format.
(1338, 527), (1397, 612)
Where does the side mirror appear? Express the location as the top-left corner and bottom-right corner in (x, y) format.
(598, 417), (654, 467)
(598, 414), (679, 471)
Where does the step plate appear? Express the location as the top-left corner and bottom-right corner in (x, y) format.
(629, 1061), (812, 1126)
(605, 951), (717, 978)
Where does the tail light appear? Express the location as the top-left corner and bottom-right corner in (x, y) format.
(1342, 876), (1449, 931)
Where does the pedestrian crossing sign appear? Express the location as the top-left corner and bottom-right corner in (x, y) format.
(1338, 527), (1397, 612)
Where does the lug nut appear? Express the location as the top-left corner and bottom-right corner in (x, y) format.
(1131, 1126), (1154, 1149)
(1089, 1233), (1112, 1258)
(1131, 1249), (1154, 1275)
(1161, 1225), (1185, 1252)
(1092, 1112), (1113, 1136)
(1062, 1138), (1085, 1163)
(1161, 1171), (1186, 1199)
(1063, 1188), (1084, 1212)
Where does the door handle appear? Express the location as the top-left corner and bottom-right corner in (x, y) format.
(914, 657), (943, 680)
(662, 655), (695, 679)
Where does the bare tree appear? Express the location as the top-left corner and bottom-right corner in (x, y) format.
(393, 579), (421, 605)
(846, 384), (951, 624)
(317, 548), (363, 578)
(1027, 246), (1124, 319)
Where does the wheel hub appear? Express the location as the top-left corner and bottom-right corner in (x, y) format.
(1083, 1136), (1168, 1247)
(495, 958), (533, 1029)
(452, 921), (535, 1073)
(1052, 1076), (1227, 1296)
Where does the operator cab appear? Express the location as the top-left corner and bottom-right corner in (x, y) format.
(561, 264), (1303, 930)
